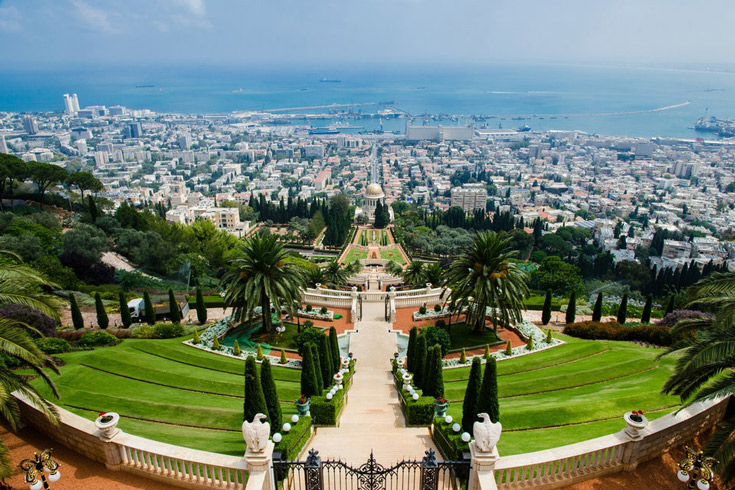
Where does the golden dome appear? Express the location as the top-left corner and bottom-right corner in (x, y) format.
(365, 183), (384, 197)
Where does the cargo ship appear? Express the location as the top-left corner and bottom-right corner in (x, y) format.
(694, 116), (735, 137)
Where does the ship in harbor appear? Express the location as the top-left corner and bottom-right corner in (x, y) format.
(694, 116), (735, 137)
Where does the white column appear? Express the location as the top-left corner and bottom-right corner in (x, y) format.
(244, 441), (275, 490)
(469, 442), (499, 490)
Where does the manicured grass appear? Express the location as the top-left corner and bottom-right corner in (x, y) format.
(343, 248), (368, 264)
(30, 336), (301, 456)
(442, 323), (500, 350)
(438, 334), (681, 455)
(380, 248), (406, 264)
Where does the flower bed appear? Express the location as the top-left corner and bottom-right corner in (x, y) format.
(412, 306), (449, 321)
(563, 321), (678, 346)
(297, 308), (334, 321)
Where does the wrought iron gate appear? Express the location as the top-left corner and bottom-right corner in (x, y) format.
(273, 448), (469, 490)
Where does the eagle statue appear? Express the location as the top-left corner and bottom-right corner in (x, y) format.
(473, 413), (502, 452)
(242, 413), (271, 453)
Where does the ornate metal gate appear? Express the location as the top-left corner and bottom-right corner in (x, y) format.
(274, 448), (469, 490)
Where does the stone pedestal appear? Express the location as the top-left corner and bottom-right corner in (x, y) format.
(469, 442), (499, 490)
(244, 441), (275, 490)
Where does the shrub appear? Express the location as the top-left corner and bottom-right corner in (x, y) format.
(424, 345), (444, 398)
(243, 356), (268, 423)
(641, 294), (653, 324)
(318, 334), (333, 385)
(461, 357), (482, 433)
(563, 321), (677, 346)
(434, 304), (441, 312)
(78, 330), (120, 348)
(280, 349), (287, 364)
(95, 293), (109, 330)
(422, 326), (450, 357)
(256, 343), (264, 360)
(419, 306), (427, 315)
(433, 419), (470, 461)
(303, 320), (314, 330)
(656, 310), (713, 328)
(484, 344), (491, 360)
(233, 340), (241, 356)
(168, 289), (181, 324)
(413, 335), (427, 391)
(132, 325), (155, 339)
(273, 416), (312, 461)
(0, 304), (57, 338)
(192, 329), (200, 344)
(478, 357), (499, 423)
(320, 306), (327, 315)
(152, 322), (184, 339)
(69, 293), (84, 330)
(305, 304), (313, 312)
(35, 337), (71, 354)
(300, 343), (319, 398)
(329, 326), (340, 373)
(459, 348), (467, 364)
(526, 336), (534, 350)
(504, 340), (512, 356)
(311, 343), (323, 394)
(435, 319), (446, 329)
(212, 337), (221, 350)
(546, 329), (553, 343)
(295, 327), (325, 356)
(260, 358), (282, 435)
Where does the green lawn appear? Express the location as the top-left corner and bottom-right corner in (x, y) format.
(343, 248), (368, 264)
(441, 323), (500, 350)
(30, 337), (302, 456)
(439, 334), (681, 455)
(380, 248), (406, 264)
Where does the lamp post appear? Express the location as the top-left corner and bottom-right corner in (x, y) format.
(19, 449), (60, 490)
(677, 446), (718, 490)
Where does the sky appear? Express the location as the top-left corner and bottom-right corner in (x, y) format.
(1, 0), (734, 68)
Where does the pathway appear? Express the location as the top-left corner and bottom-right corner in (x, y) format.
(304, 301), (439, 465)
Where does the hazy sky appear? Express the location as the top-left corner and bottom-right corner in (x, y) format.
(1, 0), (734, 67)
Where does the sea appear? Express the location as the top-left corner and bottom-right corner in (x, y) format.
(3, 63), (735, 139)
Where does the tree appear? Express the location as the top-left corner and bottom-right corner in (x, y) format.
(94, 292), (109, 329)
(329, 326), (340, 373)
(318, 334), (333, 386)
(424, 345), (444, 398)
(665, 295), (675, 315)
(407, 326), (418, 371)
(300, 344), (319, 398)
(446, 231), (529, 334)
(641, 294), (653, 323)
(69, 293), (84, 330)
(243, 356), (268, 423)
(310, 343), (324, 395)
(0, 154), (28, 210)
(66, 171), (103, 202)
(222, 233), (306, 333)
(541, 290), (552, 325)
(661, 273), (735, 484)
(401, 261), (426, 287)
(565, 291), (577, 325)
(260, 358), (282, 435)
(88, 195), (99, 223)
(592, 293), (603, 322)
(168, 289), (181, 324)
(413, 335), (427, 391)
(477, 357), (500, 423)
(461, 357), (482, 433)
(617, 293), (628, 324)
(143, 290), (156, 325)
(196, 287), (207, 324)
(27, 161), (68, 209)
(530, 256), (582, 295)
(118, 291), (132, 328)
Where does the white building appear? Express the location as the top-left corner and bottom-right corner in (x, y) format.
(362, 183), (385, 222)
(451, 186), (487, 213)
(63, 94), (76, 115)
(0, 135), (7, 154)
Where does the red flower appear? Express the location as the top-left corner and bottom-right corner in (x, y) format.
(98, 412), (107, 417)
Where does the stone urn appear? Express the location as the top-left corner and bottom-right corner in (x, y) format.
(623, 411), (648, 440)
(402, 372), (413, 391)
(341, 357), (350, 369)
(95, 411), (120, 440)
(434, 398), (449, 417)
(334, 372), (344, 390)
(397, 358), (405, 370)
(295, 398), (311, 416)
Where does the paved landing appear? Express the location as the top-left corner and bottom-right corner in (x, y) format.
(304, 302), (439, 465)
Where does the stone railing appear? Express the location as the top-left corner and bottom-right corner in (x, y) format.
(302, 287), (353, 309)
(483, 397), (729, 490)
(394, 287), (447, 308)
(15, 393), (249, 490)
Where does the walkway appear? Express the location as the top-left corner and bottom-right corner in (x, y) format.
(304, 301), (439, 465)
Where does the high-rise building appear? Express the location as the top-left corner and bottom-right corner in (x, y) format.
(63, 94), (76, 115)
(0, 135), (7, 154)
(22, 116), (38, 135)
(71, 94), (80, 113)
(127, 123), (142, 139)
(76, 139), (87, 156)
(451, 185), (488, 213)
(178, 135), (191, 150)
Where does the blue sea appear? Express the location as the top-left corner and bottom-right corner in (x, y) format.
(3, 63), (735, 138)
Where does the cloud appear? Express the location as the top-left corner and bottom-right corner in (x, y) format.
(169, 0), (206, 16)
(71, 0), (117, 32)
(0, 6), (22, 32)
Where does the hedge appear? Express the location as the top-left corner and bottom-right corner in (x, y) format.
(433, 418), (469, 461)
(392, 363), (435, 425)
(185, 295), (226, 308)
(310, 360), (355, 425)
(78, 330), (121, 348)
(563, 321), (677, 346)
(273, 415), (312, 460)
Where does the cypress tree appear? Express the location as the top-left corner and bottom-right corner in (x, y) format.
(168, 289), (181, 324)
(541, 290), (552, 325)
(461, 357), (482, 433)
(143, 290), (156, 325)
(504, 340), (512, 356)
(88, 195), (98, 223)
(329, 326), (340, 373)
(565, 291), (576, 325)
(319, 334), (333, 385)
(70, 293), (84, 330)
(260, 358), (282, 435)
(243, 356), (268, 423)
(196, 287), (207, 324)
(310, 343), (323, 395)
(477, 357), (500, 423)
(414, 335), (427, 391)
(192, 329), (200, 344)
(427, 345), (445, 398)
(617, 293), (628, 324)
(641, 294), (653, 324)
(665, 295), (675, 315)
(119, 291), (132, 328)
(483, 344), (491, 360)
(592, 293), (603, 322)
(212, 337), (220, 350)
(95, 293), (108, 330)
(407, 326), (418, 371)
(300, 344), (319, 398)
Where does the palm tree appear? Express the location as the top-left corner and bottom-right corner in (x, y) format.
(402, 261), (426, 287)
(0, 253), (61, 481)
(222, 233), (306, 333)
(303, 261), (359, 289)
(661, 272), (735, 484)
(423, 262), (444, 287)
(445, 231), (529, 334)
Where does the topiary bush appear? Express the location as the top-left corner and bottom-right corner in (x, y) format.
(273, 416), (312, 461)
(152, 322), (185, 339)
(421, 326), (451, 357)
(419, 305), (427, 315)
(78, 330), (120, 348)
(434, 304), (441, 312)
(35, 337), (72, 354)
(563, 321), (677, 346)
(305, 304), (313, 312)
(320, 306), (328, 315)
(295, 327), (326, 356)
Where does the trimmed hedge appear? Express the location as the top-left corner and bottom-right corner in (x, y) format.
(185, 295), (226, 308)
(35, 337), (72, 354)
(563, 321), (676, 346)
(274, 415), (312, 460)
(78, 330), (121, 347)
(392, 363), (434, 425)
(433, 418), (469, 461)
(310, 360), (355, 425)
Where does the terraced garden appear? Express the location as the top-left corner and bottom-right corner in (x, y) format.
(441, 333), (680, 455)
(30, 336), (302, 456)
